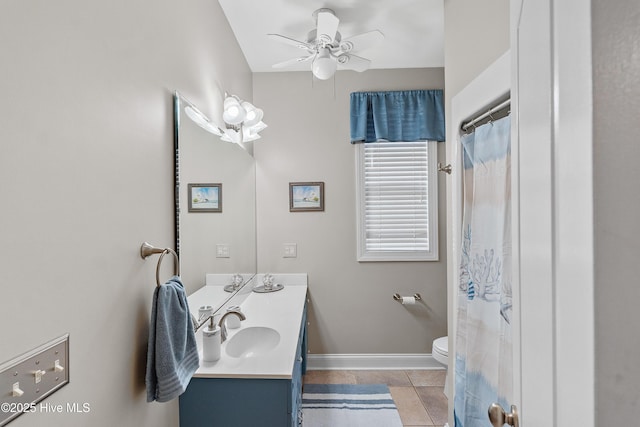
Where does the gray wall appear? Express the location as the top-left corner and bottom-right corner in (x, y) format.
(253, 69), (448, 354)
(592, 0), (640, 423)
(0, 1), (251, 426)
(443, 0), (510, 110)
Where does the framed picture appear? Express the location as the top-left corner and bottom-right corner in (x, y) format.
(289, 182), (324, 212)
(188, 183), (222, 212)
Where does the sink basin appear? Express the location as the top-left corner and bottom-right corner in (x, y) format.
(225, 327), (281, 359)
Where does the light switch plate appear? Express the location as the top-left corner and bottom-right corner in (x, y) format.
(0, 334), (70, 426)
(283, 243), (297, 258)
(216, 244), (230, 258)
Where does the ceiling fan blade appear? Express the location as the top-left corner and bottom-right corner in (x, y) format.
(339, 30), (385, 53)
(272, 55), (314, 69)
(268, 33), (313, 50)
(337, 54), (371, 72)
(316, 9), (339, 44)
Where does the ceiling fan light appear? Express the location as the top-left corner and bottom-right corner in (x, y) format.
(312, 48), (337, 80)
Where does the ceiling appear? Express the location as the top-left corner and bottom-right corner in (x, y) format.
(217, 0), (445, 74)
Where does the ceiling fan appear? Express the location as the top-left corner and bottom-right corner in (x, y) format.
(268, 8), (384, 80)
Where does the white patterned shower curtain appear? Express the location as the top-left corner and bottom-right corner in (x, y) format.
(454, 115), (512, 427)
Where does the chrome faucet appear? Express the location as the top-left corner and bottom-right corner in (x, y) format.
(218, 309), (246, 342)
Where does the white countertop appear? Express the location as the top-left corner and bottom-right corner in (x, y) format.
(187, 276), (308, 379)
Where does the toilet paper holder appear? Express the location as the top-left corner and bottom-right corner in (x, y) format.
(393, 293), (422, 303)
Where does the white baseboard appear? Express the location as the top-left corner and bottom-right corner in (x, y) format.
(305, 353), (446, 371)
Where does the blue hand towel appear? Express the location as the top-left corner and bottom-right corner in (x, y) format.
(146, 275), (199, 402)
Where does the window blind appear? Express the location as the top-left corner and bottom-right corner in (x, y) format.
(362, 141), (429, 253)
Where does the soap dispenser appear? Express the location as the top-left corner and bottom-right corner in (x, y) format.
(202, 317), (221, 362)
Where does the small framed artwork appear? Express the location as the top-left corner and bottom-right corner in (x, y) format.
(188, 183), (222, 212)
(289, 182), (324, 212)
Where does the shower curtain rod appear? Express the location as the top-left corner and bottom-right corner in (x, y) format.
(461, 98), (511, 132)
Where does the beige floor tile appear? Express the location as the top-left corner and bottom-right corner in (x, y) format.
(407, 370), (447, 387)
(415, 386), (449, 426)
(303, 370), (357, 384)
(389, 386), (434, 426)
(353, 370), (412, 386)
(302, 370), (449, 426)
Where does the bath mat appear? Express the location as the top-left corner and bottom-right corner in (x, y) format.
(301, 383), (403, 427)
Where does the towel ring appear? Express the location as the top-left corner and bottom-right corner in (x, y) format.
(140, 242), (180, 287)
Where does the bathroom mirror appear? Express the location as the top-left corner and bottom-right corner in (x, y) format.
(174, 91), (257, 308)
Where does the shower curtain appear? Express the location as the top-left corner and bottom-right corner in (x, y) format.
(454, 115), (512, 427)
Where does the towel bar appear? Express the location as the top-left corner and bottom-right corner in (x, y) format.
(140, 242), (180, 287)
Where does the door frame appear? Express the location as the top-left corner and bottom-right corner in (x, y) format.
(447, 1), (595, 425)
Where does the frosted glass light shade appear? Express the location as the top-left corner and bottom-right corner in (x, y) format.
(241, 129), (262, 142)
(312, 48), (337, 80)
(241, 101), (264, 128)
(248, 121), (267, 134)
(184, 106), (223, 136)
(220, 93), (267, 144)
(222, 96), (246, 125)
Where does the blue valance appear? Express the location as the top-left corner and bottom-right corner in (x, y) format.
(350, 90), (445, 143)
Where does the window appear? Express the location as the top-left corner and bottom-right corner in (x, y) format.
(356, 140), (438, 261)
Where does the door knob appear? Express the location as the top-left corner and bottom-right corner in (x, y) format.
(488, 403), (519, 427)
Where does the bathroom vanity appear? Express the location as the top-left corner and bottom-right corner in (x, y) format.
(179, 275), (308, 427)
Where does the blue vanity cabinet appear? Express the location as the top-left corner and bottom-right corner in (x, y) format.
(179, 304), (307, 427)
(290, 305), (307, 425)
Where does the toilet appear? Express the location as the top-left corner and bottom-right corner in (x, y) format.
(432, 336), (448, 367)
(432, 336), (450, 427)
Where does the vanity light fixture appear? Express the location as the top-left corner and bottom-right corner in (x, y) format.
(181, 92), (267, 144)
(220, 94), (267, 144)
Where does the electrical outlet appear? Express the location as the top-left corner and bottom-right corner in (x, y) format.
(283, 243), (297, 258)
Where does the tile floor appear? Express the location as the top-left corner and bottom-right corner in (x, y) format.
(303, 369), (448, 427)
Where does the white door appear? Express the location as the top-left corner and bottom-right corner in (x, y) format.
(448, 1), (595, 425)
(511, 0), (594, 426)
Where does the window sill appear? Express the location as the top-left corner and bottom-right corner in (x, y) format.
(357, 252), (439, 262)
